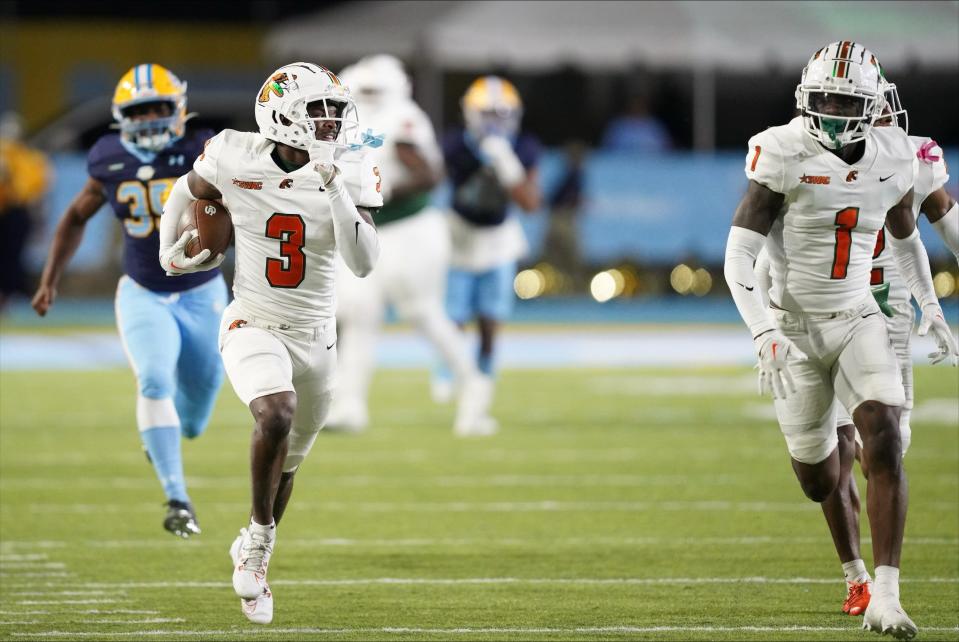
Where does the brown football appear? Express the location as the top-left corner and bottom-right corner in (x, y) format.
(177, 199), (233, 261)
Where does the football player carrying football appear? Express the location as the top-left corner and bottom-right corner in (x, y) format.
(32, 63), (227, 539)
(753, 75), (958, 622)
(158, 62), (381, 625)
(724, 42), (957, 640)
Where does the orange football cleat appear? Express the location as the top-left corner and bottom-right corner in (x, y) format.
(842, 581), (871, 616)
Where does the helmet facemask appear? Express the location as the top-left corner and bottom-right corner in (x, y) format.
(797, 87), (880, 150)
(464, 105), (522, 141)
(878, 82), (908, 134)
(118, 100), (183, 152)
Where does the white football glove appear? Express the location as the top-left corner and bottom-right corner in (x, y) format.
(478, 135), (525, 188)
(308, 140), (340, 186)
(159, 230), (225, 276)
(917, 303), (959, 366)
(754, 331), (809, 399)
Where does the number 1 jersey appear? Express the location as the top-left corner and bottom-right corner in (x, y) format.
(193, 130), (382, 327)
(745, 117), (916, 313)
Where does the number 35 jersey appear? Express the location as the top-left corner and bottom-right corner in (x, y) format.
(193, 129), (382, 327)
(87, 129), (220, 292)
(745, 117), (916, 313)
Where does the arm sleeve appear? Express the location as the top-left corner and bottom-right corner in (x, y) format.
(930, 201), (959, 263)
(724, 226), (776, 339)
(888, 227), (938, 309)
(327, 173), (379, 277)
(158, 174), (196, 259)
(753, 245), (772, 308)
(744, 131), (786, 194)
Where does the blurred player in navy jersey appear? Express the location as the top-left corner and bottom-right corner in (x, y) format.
(434, 76), (542, 433)
(32, 64), (228, 538)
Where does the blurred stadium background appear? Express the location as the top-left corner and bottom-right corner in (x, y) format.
(1, 2), (958, 640)
(1, 0), (957, 335)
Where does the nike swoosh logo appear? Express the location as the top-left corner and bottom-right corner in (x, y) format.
(879, 174), (895, 182)
(862, 312), (879, 319)
(736, 282), (755, 292)
(326, 340), (337, 350)
(354, 221), (360, 244)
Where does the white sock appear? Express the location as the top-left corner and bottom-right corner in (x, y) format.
(874, 565), (900, 600)
(842, 559), (870, 584)
(249, 519), (276, 541)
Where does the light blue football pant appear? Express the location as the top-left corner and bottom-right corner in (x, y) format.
(115, 275), (227, 502)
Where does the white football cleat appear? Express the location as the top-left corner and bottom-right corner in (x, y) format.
(323, 397), (368, 434)
(230, 529), (273, 624)
(862, 595), (917, 640)
(454, 375), (497, 436)
(431, 377), (454, 404)
(231, 527), (274, 600)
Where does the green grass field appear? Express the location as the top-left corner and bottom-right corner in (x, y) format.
(1, 365), (956, 641)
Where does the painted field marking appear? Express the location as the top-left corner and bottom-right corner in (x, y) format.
(10, 625), (959, 638)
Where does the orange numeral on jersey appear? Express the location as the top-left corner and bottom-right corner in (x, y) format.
(831, 207), (860, 280)
(373, 166), (381, 193)
(265, 213), (306, 288)
(750, 146), (762, 172)
(870, 228), (885, 285)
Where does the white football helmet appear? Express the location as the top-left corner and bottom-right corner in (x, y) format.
(795, 42), (884, 149)
(339, 55), (411, 118)
(254, 62), (359, 150)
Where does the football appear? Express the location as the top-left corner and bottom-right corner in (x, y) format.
(177, 199), (233, 261)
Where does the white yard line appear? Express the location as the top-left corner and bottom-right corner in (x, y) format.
(16, 599), (125, 605)
(10, 625), (959, 638)
(24, 499), (959, 514)
(8, 576), (953, 591)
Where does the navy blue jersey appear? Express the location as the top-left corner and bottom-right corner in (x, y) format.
(87, 128), (221, 292)
(442, 128), (540, 227)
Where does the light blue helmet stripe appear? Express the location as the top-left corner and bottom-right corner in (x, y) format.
(146, 63), (153, 88)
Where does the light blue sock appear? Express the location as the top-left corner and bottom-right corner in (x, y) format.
(478, 351), (495, 376)
(140, 426), (189, 503)
(433, 360), (454, 385)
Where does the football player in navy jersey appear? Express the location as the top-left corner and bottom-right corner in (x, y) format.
(434, 76), (541, 434)
(32, 64), (228, 538)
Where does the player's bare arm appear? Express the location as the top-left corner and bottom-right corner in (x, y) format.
(388, 142), (441, 201)
(731, 179), (784, 235)
(920, 186), (955, 224)
(884, 188), (916, 240)
(187, 169), (223, 202)
(31, 177), (107, 316)
(510, 166), (542, 212)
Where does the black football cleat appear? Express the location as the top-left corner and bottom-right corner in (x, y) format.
(163, 500), (201, 538)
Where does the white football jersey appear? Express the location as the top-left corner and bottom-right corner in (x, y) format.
(360, 98), (443, 201)
(745, 117), (915, 313)
(194, 129), (383, 327)
(870, 135), (949, 306)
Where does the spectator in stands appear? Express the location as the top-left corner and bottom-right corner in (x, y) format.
(600, 94), (672, 153)
(0, 112), (51, 310)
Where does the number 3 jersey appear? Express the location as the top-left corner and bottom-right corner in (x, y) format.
(87, 129), (220, 292)
(745, 117), (916, 313)
(871, 136), (950, 307)
(193, 129), (383, 327)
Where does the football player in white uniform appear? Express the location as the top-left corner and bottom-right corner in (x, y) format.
(754, 77), (959, 620)
(327, 54), (495, 436)
(724, 42), (957, 640)
(157, 62), (381, 625)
